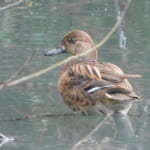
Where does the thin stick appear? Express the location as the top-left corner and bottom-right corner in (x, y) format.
(7, 50), (36, 82)
(71, 115), (110, 150)
(0, 0), (131, 90)
(0, 0), (26, 12)
(0, 113), (84, 122)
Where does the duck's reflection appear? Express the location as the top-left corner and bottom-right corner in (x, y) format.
(53, 114), (140, 150)
(112, 115), (135, 142)
(72, 115), (137, 150)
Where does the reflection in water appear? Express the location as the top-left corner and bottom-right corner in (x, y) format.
(71, 115), (109, 150)
(0, 133), (15, 148)
(70, 115), (139, 150)
(114, 0), (127, 50)
(113, 115), (134, 142)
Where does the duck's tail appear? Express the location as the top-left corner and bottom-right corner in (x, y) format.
(123, 74), (142, 78)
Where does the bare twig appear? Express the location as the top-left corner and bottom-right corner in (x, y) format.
(7, 50), (36, 82)
(0, 0), (131, 90)
(0, 113), (86, 121)
(0, 0), (27, 12)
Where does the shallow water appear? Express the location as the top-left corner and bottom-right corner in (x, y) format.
(0, 0), (150, 150)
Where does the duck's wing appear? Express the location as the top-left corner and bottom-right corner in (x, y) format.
(98, 62), (141, 83)
(69, 62), (140, 100)
(104, 87), (140, 102)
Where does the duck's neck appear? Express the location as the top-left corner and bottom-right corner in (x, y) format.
(62, 50), (98, 71)
(79, 50), (97, 62)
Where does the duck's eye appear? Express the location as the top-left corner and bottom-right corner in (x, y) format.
(67, 38), (76, 44)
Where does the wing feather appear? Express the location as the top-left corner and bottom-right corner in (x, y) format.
(71, 63), (101, 80)
(69, 62), (140, 94)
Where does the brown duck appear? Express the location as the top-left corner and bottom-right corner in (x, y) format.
(45, 30), (141, 115)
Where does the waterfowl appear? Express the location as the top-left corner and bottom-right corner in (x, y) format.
(45, 30), (141, 115)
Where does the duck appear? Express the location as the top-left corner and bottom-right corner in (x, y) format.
(45, 30), (141, 115)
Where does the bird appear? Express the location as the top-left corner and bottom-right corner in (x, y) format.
(45, 30), (141, 115)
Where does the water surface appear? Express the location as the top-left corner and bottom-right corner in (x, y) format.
(0, 0), (150, 150)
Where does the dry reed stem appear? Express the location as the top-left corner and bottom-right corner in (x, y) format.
(0, 0), (26, 12)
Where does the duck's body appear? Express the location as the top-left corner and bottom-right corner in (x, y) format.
(45, 30), (141, 115)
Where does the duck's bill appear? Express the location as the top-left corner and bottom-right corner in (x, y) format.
(44, 47), (66, 56)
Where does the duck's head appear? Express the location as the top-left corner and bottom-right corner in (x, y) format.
(45, 30), (97, 61)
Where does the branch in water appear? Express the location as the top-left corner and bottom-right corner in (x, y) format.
(0, 0), (27, 12)
(0, 113), (84, 121)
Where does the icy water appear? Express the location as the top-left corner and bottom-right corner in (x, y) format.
(0, 0), (150, 150)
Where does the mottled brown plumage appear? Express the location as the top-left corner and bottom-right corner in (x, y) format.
(45, 30), (141, 115)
